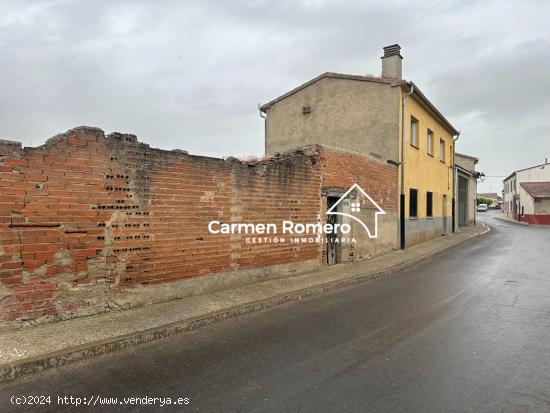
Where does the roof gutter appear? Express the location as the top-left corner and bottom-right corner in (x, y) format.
(408, 81), (459, 136)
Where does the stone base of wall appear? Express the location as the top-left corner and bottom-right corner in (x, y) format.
(406, 216), (451, 247)
(1, 259), (321, 329)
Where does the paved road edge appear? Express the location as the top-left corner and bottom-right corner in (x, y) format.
(0, 224), (490, 384)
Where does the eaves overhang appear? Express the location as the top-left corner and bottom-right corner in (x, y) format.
(406, 81), (460, 136)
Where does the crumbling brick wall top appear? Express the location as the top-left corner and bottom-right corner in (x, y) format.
(0, 127), (324, 327)
(0, 127), (399, 328)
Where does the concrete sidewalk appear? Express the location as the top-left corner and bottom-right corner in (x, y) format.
(0, 224), (488, 383)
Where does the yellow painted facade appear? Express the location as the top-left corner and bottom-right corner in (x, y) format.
(400, 93), (454, 220)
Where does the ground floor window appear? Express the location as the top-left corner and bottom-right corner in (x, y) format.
(426, 191), (433, 217)
(410, 189), (418, 218)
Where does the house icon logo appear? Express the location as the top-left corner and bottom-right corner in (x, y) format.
(326, 183), (386, 239)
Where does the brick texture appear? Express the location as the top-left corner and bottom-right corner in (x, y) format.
(321, 150), (397, 210)
(0, 129), (397, 325)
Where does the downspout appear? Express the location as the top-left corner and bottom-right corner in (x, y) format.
(452, 133), (460, 233)
(400, 82), (414, 249)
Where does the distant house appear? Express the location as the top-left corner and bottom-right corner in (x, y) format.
(455, 153), (481, 227)
(503, 160), (550, 224)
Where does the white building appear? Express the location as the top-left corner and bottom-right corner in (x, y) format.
(503, 160), (550, 224)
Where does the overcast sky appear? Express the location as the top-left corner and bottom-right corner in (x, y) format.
(1, 0), (549, 193)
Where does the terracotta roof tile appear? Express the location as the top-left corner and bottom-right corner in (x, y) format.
(520, 182), (550, 198)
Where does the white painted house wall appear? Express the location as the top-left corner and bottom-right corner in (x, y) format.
(504, 163), (550, 218)
(518, 186), (535, 215)
(503, 175), (517, 218)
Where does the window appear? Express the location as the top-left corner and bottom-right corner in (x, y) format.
(427, 130), (434, 156)
(409, 189), (418, 218)
(410, 116), (419, 148)
(426, 192), (433, 217)
(439, 138), (446, 162)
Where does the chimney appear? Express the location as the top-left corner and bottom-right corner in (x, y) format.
(381, 44), (403, 79)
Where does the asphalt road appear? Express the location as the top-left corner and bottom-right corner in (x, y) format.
(2, 211), (550, 412)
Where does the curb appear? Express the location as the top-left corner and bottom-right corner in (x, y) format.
(0, 225), (490, 384)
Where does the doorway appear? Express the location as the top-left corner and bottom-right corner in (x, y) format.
(326, 196), (341, 265)
(513, 195), (519, 220)
(458, 175), (468, 227)
(442, 195), (448, 234)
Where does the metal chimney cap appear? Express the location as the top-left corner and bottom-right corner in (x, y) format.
(382, 44), (402, 58)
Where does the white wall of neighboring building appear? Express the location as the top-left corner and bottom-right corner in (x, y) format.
(503, 163), (550, 219)
(518, 186), (535, 215)
(503, 174), (517, 218)
(516, 163), (550, 182)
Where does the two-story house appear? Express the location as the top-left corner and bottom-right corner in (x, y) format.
(260, 44), (460, 248)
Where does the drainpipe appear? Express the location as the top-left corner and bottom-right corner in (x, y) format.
(400, 82), (414, 249)
(452, 133), (460, 233)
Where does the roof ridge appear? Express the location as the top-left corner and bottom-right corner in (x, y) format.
(260, 73), (458, 135)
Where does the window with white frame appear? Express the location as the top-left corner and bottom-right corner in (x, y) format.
(410, 116), (419, 148)
(427, 130), (434, 156)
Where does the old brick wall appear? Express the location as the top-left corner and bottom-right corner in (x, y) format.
(321, 149), (397, 206)
(0, 127), (323, 326)
(0, 130), (398, 327)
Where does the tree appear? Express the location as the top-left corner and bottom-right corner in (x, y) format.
(477, 197), (493, 206)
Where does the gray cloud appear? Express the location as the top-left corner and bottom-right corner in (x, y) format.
(1, 0), (549, 192)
